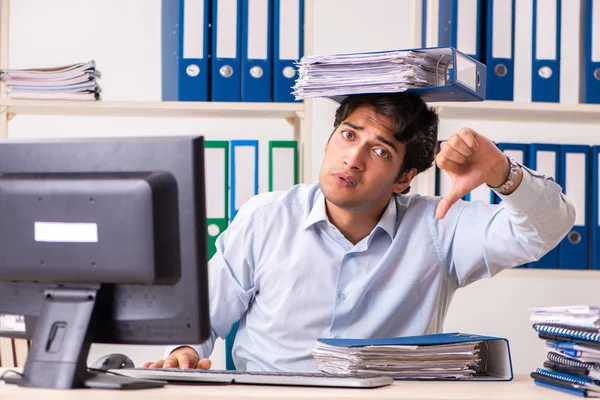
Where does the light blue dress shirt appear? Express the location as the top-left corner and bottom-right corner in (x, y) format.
(166, 168), (574, 371)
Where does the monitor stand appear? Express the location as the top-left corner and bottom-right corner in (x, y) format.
(3, 285), (164, 390)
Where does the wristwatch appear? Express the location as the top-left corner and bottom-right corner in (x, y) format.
(488, 154), (519, 194)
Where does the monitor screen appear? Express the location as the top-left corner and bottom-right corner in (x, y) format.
(0, 136), (210, 389)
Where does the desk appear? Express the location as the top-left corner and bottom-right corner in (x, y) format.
(0, 371), (578, 399)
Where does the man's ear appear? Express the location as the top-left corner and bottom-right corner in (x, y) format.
(392, 168), (417, 194)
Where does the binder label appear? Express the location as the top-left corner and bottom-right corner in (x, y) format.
(566, 152), (586, 226)
(536, 151), (556, 178)
(183, 0), (206, 59)
(594, 0), (600, 61)
(279, 0), (300, 60)
(492, 0), (513, 59)
(217, 0), (239, 58)
(535, 0), (557, 60)
(457, 0), (478, 56)
(455, 52), (477, 90)
(248, 0), (269, 60)
(205, 148), (227, 219)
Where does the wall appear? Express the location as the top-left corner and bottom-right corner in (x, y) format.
(6, 0), (600, 374)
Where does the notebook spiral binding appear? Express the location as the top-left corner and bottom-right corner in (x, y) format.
(547, 352), (599, 370)
(535, 368), (592, 386)
(534, 325), (600, 342)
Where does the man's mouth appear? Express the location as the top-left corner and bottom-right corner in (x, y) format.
(333, 173), (357, 188)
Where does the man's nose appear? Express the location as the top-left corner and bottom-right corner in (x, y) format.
(344, 145), (366, 170)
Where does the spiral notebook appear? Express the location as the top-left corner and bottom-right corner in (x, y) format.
(534, 325), (600, 344)
(533, 368), (600, 393)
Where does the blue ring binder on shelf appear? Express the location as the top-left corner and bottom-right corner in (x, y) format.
(325, 47), (487, 104)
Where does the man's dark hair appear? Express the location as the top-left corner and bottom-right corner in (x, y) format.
(333, 93), (439, 194)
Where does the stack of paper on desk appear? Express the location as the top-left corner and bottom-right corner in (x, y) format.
(0, 60), (101, 100)
(312, 333), (513, 381)
(292, 47), (487, 102)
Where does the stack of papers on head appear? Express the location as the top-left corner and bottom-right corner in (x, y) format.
(312, 333), (514, 381)
(0, 60), (101, 100)
(291, 47), (487, 103)
(292, 49), (446, 100)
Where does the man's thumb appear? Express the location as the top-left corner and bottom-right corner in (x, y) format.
(436, 188), (464, 219)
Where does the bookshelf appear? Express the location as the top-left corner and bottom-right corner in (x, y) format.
(0, 99), (304, 122)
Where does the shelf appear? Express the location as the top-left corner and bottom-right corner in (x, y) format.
(430, 100), (600, 124)
(497, 268), (600, 279)
(0, 99), (305, 123)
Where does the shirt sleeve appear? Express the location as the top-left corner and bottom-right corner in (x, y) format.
(163, 200), (260, 360)
(434, 167), (576, 288)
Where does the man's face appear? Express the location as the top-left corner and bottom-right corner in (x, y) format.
(319, 105), (411, 212)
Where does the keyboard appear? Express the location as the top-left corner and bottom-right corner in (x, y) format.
(114, 368), (394, 388)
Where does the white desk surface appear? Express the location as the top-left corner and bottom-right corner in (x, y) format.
(0, 371), (581, 399)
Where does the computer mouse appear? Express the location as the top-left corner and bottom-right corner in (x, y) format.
(90, 353), (135, 371)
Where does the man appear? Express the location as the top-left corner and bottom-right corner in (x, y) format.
(144, 93), (575, 371)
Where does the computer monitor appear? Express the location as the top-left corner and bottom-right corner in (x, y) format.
(0, 136), (210, 389)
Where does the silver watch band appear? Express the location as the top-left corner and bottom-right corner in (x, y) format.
(488, 155), (519, 194)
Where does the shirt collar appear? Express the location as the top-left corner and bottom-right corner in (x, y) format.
(302, 191), (328, 230)
(302, 190), (398, 239)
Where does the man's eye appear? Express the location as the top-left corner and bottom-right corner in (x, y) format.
(375, 148), (390, 159)
(342, 131), (354, 140)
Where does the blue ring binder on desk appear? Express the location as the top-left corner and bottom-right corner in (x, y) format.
(324, 47), (487, 104)
(315, 332), (513, 381)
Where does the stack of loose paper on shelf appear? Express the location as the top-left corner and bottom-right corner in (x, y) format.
(292, 47), (486, 102)
(529, 305), (600, 396)
(0, 60), (101, 100)
(312, 333), (513, 380)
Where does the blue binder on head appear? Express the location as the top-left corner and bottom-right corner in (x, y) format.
(592, 146), (600, 270)
(328, 47), (487, 104)
(161, 0), (210, 101)
(230, 140), (259, 220)
(317, 332), (513, 381)
(212, 0), (243, 102)
(584, 0), (600, 104)
(485, 0), (516, 100)
(528, 143), (561, 269)
(559, 145), (590, 270)
(532, 0), (561, 102)
(273, 0), (303, 102)
(241, 0), (272, 102)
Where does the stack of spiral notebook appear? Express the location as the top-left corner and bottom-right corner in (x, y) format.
(529, 305), (600, 397)
(0, 60), (101, 100)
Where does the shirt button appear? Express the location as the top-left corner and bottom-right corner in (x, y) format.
(346, 253), (354, 258)
(339, 293), (347, 300)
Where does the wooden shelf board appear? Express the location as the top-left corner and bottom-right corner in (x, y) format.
(430, 100), (600, 124)
(0, 99), (304, 121)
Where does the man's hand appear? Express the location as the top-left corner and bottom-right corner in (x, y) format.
(141, 346), (212, 370)
(435, 128), (521, 219)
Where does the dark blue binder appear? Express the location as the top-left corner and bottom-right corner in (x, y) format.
(318, 332), (513, 381)
(531, 0), (561, 102)
(212, 0), (243, 101)
(485, 0), (516, 100)
(273, 0), (304, 102)
(241, 0), (272, 102)
(162, 0), (211, 101)
(584, 0), (600, 104)
(593, 146), (600, 270)
(328, 47), (487, 103)
(528, 143), (561, 269)
(558, 145), (590, 270)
